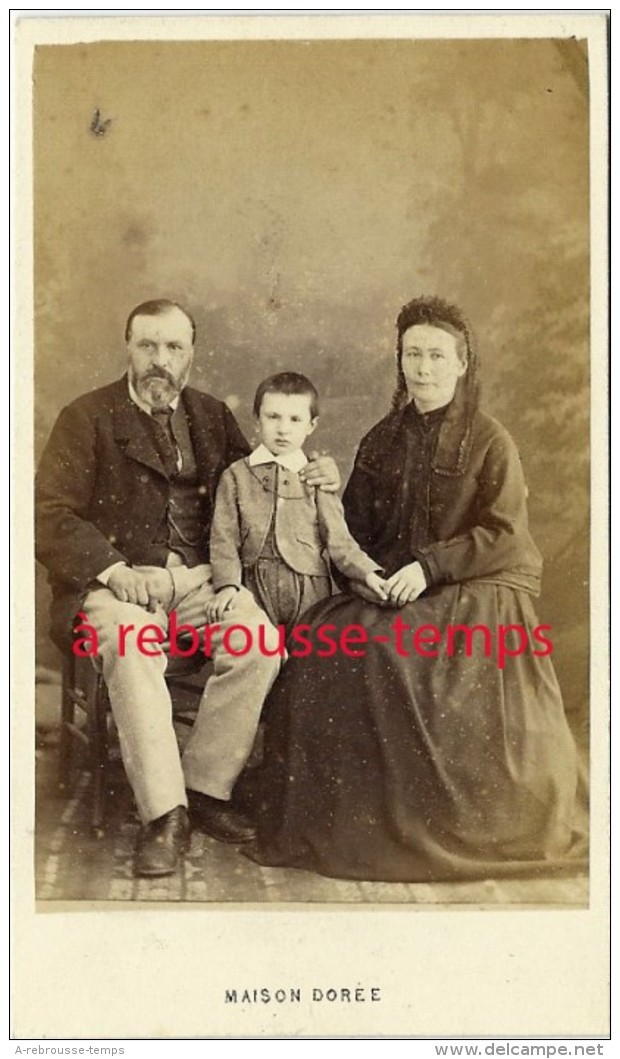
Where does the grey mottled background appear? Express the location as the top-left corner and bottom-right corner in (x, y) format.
(33, 38), (589, 727)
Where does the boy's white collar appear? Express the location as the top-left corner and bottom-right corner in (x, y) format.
(248, 443), (308, 473)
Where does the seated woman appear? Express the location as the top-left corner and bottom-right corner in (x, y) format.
(251, 295), (587, 883)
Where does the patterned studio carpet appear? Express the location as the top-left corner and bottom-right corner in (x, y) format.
(36, 762), (589, 902)
(35, 680), (589, 907)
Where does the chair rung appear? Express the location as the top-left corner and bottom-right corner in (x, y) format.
(170, 680), (203, 694)
(64, 721), (90, 746)
(66, 691), (89, 711)
(174, 713), (197, 727)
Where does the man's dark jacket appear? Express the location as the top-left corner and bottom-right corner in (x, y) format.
(35, 376), (250, 646)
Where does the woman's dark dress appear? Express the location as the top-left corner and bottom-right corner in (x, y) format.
(252, 399), (586, 882)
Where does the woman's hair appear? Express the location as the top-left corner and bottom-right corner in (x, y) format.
(253, 372), (320, 419)
(392, 295), (479, 412)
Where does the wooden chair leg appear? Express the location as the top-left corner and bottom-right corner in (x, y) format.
(90, 674), (108, 833)
(58, 656), (76, 789)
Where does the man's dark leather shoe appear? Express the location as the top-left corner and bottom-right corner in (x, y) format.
(134, 805), (191, 878)
(188, 790), (256, 844)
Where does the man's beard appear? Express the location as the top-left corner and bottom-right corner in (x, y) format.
(131, 367), (188, 410)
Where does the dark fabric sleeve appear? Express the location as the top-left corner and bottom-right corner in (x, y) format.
(222, 404), (252, 467)
(341, 450), (378, 556)
(35, 403), (127, 593)
(328, 444), (381, 591)
(415, 432), (537, 586)
(412, 552), (434, 586)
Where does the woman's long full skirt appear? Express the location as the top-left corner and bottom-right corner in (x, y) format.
(253, 583), (587, 882)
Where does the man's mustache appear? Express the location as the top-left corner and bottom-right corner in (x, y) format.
(142, 369), (177, 386)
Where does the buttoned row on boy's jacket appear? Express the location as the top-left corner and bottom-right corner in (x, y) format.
(209, 456), (380, 592)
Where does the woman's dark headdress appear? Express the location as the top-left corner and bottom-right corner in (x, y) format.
(392, 295), (480, 416)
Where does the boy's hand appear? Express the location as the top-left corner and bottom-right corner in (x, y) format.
(349, 576), (393, 607)
(205, 586), (239, 624)
(364, 571), (390, 602)
(299, 451), (341, 493)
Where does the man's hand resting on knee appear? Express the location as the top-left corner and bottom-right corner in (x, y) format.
(107, 565), (174, 611)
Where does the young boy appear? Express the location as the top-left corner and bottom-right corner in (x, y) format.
(206, 372), (387, 631)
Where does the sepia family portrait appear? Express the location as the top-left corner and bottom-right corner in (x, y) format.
(14, 11), (608, 1040)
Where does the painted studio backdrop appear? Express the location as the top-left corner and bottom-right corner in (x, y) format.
(34, 37), (589, 728)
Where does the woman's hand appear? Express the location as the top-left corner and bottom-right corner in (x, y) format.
(299, 451), (341, 493)
(384, 562), (428, 607)
(205, 586), (239, 624)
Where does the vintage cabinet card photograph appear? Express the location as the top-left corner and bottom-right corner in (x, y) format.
(12, 9), (609, 1042)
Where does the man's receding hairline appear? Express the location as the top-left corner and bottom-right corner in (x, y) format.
(128, 307), (193, 336)
(125, 301), (196, 343)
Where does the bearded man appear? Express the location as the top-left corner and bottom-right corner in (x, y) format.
(36, 299), (339, 877)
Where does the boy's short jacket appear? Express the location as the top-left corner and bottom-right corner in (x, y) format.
(209, 456), (379, 590)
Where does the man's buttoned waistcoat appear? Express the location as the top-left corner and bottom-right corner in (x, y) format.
(35, 375), (250, 645)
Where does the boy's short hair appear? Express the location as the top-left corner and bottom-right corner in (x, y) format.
(253, 372), (319, 419)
